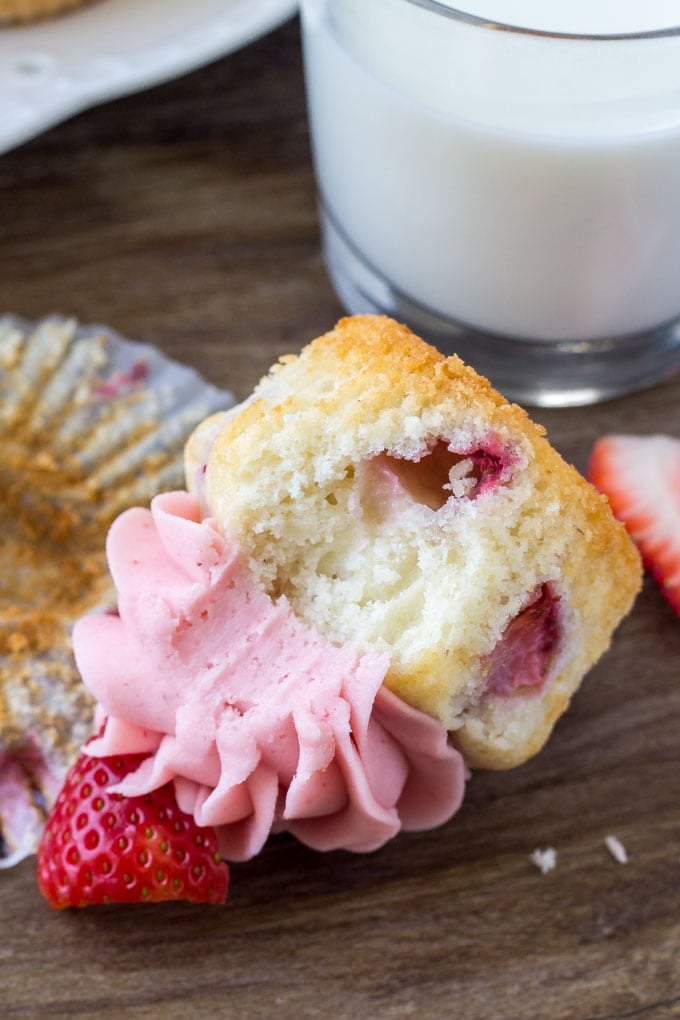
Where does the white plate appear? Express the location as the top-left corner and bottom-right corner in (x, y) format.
(0, 0), (298, 156)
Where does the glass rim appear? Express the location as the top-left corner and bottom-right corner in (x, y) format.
(404, 0), (680, 41)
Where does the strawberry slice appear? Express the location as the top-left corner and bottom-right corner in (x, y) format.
(589, 434), (680, 616)
(36, 748), (229, 908)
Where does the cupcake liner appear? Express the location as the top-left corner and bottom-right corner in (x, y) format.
(0, 315), (235, 867)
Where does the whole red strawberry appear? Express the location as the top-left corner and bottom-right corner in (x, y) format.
(37, 749), (229, 908)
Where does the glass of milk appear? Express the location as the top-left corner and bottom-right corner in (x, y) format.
(299, 0), (680, 406)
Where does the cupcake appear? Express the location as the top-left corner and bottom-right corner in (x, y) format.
(0, 0), (95, 23)
(47, 315), (642, 889)
(188, 314), (643, 770)
(36, 315), (644, 908)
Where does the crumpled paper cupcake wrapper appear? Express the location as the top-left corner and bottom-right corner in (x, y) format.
(0, 315), (235, 867)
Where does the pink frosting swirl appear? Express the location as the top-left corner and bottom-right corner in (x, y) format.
(74, 492), (466, 861)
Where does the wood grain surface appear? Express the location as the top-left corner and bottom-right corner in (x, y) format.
(1, 15), (679, 1020)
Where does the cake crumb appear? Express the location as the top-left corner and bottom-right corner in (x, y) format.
(530, 847), (557, 874)
(605, 835), (628, 864)
(6, 633), (29, 654)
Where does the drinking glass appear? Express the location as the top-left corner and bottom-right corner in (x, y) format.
(300, 0), (680, 406)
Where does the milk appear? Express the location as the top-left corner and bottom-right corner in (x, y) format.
(300, 0), (680, 343)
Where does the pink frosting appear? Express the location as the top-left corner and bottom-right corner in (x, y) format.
(73, 492), (466, 862)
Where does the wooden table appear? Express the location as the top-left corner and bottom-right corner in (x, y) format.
(1, 15), (679, 1020)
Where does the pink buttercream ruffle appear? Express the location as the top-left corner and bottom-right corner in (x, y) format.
(74, 492), (466, 861)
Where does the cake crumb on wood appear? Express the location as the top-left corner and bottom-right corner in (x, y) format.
(530, 847), (557, 874)
(605, 835), (628, 864)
